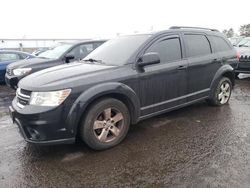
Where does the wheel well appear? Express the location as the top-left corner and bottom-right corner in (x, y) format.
(222, 71), (235, 86)
(78, 93), (138, 131)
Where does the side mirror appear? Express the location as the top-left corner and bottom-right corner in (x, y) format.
(64, 54), (75, 63)
(138, 52), (160, 68)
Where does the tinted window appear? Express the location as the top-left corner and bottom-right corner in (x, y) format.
(84, 35), (151, 65)
(184, 34), (211, 57)
(19, 53), (28, 59)
(38, 43), (73, 59)
(209, 36), (232, 52)
(69, 44), (95, 60)
(0, 53), (20, 62)
(146, 37), (182, 62)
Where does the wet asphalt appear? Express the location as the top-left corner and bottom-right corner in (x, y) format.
(0, 76), (250, 188)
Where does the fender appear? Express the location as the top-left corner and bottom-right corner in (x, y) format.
(65, 82), (140, 134)
(210, 64), (234, 92)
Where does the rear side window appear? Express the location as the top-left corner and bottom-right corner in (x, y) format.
(19, 54), (28, 59)
(209, 36), (232, 52)
(146, 37), (182, 62)
(0, 53), (20, 62)
(184, 34), (211, 57)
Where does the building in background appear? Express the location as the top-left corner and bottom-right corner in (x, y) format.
(0, 39), (91, 53)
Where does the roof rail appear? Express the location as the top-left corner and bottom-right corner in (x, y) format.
(169, 26), (219, 32)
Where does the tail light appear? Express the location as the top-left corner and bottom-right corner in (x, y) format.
(236, 52), (241, 61)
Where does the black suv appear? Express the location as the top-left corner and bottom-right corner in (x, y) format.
(9, 27), (238, 150)
(5, 40), (106, 89)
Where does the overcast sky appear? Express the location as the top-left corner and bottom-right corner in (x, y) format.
(1, 0), (250, 39)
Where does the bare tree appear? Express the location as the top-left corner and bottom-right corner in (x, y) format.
(239, 24), (250, 37)
(222, 28), (234, 38)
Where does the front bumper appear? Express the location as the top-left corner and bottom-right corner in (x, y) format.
(9, 98), (75, 145)
(235, 61), (250, 73)
(5, 74), (22, 89)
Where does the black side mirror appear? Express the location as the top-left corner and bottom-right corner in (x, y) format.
(138, 52), (160, 68)
(65, 54), (75, 63)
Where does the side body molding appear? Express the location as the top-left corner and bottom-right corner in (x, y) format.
(65, 82), (140, 134)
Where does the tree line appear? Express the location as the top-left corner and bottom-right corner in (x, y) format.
(223, 24), (250, 38)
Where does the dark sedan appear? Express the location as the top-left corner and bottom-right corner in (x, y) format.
(5, 40), (106, 89)
(0, 50), (34, 84)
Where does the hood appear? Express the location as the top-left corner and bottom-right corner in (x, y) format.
(19, 62), (117, 91)
(0, 60), (16, 69)
(7, 57), (56, 69)
(235, 47), (250, 56)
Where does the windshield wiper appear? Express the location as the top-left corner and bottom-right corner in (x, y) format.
(82, 58), (105, 64)
(241, 44), (250, 47)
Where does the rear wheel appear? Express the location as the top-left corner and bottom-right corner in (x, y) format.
(80, 98), (130, 150)
(207, 77), (232, 106)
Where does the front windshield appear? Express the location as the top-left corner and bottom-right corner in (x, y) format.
(240, 40), (250, 47)
(38, 43), (73, 59)
(83, 35), (151, 65)
(237, 37), (250, 47)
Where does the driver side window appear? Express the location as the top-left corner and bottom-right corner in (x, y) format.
(68, 44), (94, 60)
(146, 37), (182, 63)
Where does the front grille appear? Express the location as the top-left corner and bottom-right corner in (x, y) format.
(16, 88), (31, 108)
(6, 68), (12, 76)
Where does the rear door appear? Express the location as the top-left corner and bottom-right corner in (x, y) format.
(183, 33), (215, 101)
(208, 35), (238, 70)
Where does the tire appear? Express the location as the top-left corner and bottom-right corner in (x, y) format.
(80, 98), (130, 150)
(207, 77), (232, 106)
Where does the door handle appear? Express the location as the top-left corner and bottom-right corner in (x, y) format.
(177, 65), (187, 70)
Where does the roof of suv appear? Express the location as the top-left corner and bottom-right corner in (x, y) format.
(123, 27), (223, 38)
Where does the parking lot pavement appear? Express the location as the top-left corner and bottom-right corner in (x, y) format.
(0, 77), (250, 188)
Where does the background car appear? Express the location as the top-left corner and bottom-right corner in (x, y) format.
(32, 47), (50, 56)
(235, 37), (250, 47)
(234, 37), (250, 77)
(0, 50), (34, 84)
(228, 36), (244, 46)
(5, 40), (106, 89)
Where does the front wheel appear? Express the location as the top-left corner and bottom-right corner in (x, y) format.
(80, 98), (130, 150)
(207, 77), (232, 106)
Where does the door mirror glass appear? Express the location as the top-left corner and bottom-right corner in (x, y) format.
(138, 52), (160, 67)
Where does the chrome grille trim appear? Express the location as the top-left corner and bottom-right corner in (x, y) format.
(6, 68), (12, 76)
(16, 88), (31, 109)
(16, 88), (31, 99)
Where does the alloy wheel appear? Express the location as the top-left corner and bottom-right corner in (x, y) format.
(93, 107), (124, 143)
(218, 82), (231, 104)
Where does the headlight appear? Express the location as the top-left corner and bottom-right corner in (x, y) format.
(13, 68), (32, 76)
(30, 89), (71, 107)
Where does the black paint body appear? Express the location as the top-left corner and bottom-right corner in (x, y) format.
(10, 29), (238, 145)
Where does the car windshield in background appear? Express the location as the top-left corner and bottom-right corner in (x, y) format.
(83, 35), (151, 66)
(236, 37), (250, 47)
(38, 44), (73, 59)
(240, 40), (250, 47)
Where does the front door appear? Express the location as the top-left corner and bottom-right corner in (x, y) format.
(138, 35), (188, 118)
